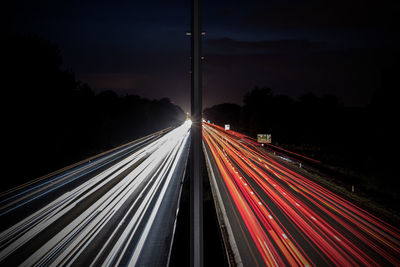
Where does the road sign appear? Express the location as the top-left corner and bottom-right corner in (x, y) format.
(257, 134), (271, 144)
(225, 124), (230, 131)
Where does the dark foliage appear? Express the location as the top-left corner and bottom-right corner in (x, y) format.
(203, 78), (400, 201)
(1, 34), (185, 190)
(203, 103), (241, 128)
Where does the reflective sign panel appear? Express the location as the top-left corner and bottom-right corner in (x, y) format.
(257, 134), (271, 143)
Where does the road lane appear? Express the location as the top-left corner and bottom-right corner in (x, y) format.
(0, 126), (173, 220)
(203, 122), (400, 266)
(0, 121), (191, 266)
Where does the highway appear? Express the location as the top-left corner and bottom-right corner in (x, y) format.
(203, 122), (400, 266)
(0, 121), (191, 266)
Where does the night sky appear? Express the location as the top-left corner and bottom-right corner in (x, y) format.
(5, 0), (399, 112)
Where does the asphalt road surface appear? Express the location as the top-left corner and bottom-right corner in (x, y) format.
(0, 121), (191, 266)
(203, 122), (400, 266)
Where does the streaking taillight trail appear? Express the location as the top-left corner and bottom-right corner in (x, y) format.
(203, 122), (400, 266)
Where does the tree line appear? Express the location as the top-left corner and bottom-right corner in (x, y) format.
(2, 33), (185, 189)
(204, 81), (400, 204)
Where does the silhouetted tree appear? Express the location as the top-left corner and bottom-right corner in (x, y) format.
(202, 83), (399, 203)
(242, 86), (274, 133)
(2, 33), (185, 190)
(203, 103), (241, 128)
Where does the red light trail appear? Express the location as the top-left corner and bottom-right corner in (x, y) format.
(203, 122), (400, 266)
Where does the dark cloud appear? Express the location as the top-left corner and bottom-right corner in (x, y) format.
(215, 9), (233, 18)
(242, 0), (398, 29)
(5, 0), (399, 113)
(203, 47), (388, 108)
(207, 37), (327, 53)
(5, 0), (191, 111)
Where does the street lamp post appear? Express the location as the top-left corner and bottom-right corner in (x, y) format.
(190, 0), (203, 266)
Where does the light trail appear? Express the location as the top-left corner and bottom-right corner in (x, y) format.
(203, 122), (400, 266)
(0, 121), (191, 266)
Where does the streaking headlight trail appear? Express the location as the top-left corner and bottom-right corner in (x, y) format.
(0, 121), (191, 266)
